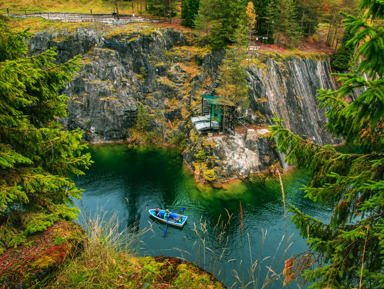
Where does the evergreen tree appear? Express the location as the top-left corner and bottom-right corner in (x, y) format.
(332, 26), (355, 70)
(262, 0), (276, 43)
(216, 23), (250, 108)
(274, 0), (302, 47)
(296, 0), (321, 37)
(181, 0), (200, 28)
(270, 0), (384, 287)
(0, 21), (91, 253)
(195, 0), (248, 49)
(136, 104), (150, 132)
(147, 0), (177, 18)
(194, 0), (214, 45)
(209, 0), (248, 50)
(252, 0), (275, 43)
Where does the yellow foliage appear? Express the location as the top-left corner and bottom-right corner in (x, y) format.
(204, 169), (217, 182)
(246, 2), (257, 27)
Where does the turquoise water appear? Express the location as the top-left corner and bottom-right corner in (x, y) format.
(73, 144), (330, 288)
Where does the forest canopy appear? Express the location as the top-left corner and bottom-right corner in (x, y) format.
(178, 0), (360, 49)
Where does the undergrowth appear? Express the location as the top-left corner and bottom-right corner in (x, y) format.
(41, 209), (224, 288)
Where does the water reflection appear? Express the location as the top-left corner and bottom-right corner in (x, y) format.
(74, 144), (329, 288)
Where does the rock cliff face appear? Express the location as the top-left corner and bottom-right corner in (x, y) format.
(184, 56), (339, 182)
(248, 57), (338, 145)
(28, 26), (339, 180)
(29, 27), (190, 142)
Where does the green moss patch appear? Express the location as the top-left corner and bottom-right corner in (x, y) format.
(135, 256), (226, 288)
(258, 50), (329, 63)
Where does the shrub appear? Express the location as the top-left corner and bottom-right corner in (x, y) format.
(196, 150), (207, 162)
(203, 169), (217, 182)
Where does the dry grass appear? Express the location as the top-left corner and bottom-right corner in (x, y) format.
(41, 209), (225, 289)
(6, 17), (96, 33)
(0, 0), (145, 14)
(182, 210), (297, 289)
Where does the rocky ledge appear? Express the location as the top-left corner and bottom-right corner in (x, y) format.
(183, 128), (287, 183)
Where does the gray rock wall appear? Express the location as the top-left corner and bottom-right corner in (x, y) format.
(184, 56), (340, 181)
(29, 27), (190, 142)
(248, 57), (338, 145)
(28, 27), (340, 180)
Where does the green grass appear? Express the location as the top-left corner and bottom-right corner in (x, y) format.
(5, 16), (96, 33)
(258, 50), (329, 63)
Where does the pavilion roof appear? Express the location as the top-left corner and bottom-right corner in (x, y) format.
(202, 95), (235, 106)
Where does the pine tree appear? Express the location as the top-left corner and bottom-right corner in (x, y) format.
(136, 104), (150, 132)
(194, 0), (214, 44)
(147, 0), (177, 18)
(331, 25), (355, 71)
(216, 23), (250, 108)
(252, 0), (275, 43)
(0, 21), (92, 254)
(296, 0), (321, 37)
(195, 0), (248, 50)
(274, 0), (302, 47)
(181, 0), (200, 28)
(263, 0), (276, 43)
(270, 0), (384, 287)
(209, 0), (248, 50)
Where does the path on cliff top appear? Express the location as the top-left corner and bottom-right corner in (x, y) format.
(9, 11), (334, 54)
(9, 12), (165, 25)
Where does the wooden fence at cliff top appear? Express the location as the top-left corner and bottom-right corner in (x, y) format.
(2, 9), (167, 24)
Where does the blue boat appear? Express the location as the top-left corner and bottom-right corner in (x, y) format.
(148, 209), (188, 227)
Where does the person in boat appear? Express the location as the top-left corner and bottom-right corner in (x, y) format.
(155, 207), (160, 217)
(174, 216), (182, 223)
(164, 209), (169, 219)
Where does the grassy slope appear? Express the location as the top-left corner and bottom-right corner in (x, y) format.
(0, 0), (151, 15)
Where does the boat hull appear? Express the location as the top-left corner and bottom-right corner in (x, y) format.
(148, 209), (187, 227)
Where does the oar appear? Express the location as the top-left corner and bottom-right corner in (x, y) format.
(172, 208), (185, 214)
(163, 208), (185, 236)
(164, 215), (170, 236)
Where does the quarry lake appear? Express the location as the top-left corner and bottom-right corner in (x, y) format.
(73, 144), (330, 288)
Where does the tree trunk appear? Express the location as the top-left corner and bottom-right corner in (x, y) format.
(326, 14), (335, 46)
(223, 105), (226, 135)
(334, 26), (341, 52)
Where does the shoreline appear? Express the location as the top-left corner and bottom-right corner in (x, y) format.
(83, 138), (297, 185)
